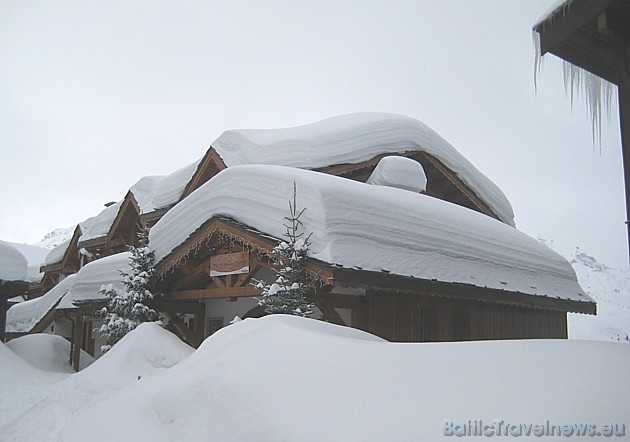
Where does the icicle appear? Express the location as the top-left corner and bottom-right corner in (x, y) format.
(533, 25), (615, 151)
(562, 61), (614, 151)
(533, 30), (543, 93)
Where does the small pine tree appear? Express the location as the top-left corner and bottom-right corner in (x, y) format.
(254, 184), (316, 317)
(99, 229), (162, 351)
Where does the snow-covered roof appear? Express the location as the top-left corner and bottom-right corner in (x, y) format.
(58, 252), (131, 309)
(149, 160), (201, 211)
(0, 240), (28, 282)
(212, 113), (514, 226)
(78, 201), (123, 245)
(6, 274), (76, 334)
(129, 160), (202, 215)
(150, 165), (590, 305)
(44, 238), (71, 267)
(6, 242), (49, 283)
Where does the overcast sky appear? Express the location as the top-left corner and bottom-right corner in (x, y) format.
(1, 0), (626, 268)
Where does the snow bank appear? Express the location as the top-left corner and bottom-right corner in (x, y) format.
(7, 334), (95, 373)
(74, 322), (193, 389)
(78, 201), (122, 244)
(366, 155), (427, 192)
(62, 315), (630, 441)
(6, 274), (76, 334)
(59, 252), (131, 308)
(150, 165), (589, 303)
(213, 113), (514, 225)
(0, 240), (28, 281)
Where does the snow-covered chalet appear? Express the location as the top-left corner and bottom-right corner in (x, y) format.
(4, 113), (595, 368)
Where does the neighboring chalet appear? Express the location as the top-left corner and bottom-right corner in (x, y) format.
(0, 241), (30, 341)
(3, 113), (595, 369)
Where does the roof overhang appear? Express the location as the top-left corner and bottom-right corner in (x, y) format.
(0, 280), (30, 298)
(332, 268), (596, 315)
(534, 0), (629, 84)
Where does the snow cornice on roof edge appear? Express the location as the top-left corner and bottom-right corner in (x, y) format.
(211, 113), (515, 227)
(149, 165), (591, 307)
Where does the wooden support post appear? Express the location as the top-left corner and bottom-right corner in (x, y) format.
(619, 68), (630, 265)
(72, 314), (84, 372)
(193, 302), (206, 347)
(0, 297), (7, 342)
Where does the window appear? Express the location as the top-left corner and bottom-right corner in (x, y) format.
(207, 317), (224, 336)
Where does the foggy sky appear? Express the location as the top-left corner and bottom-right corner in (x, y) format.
(0, 0), (625, 267)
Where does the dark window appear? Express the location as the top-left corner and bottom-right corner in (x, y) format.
(453, 311), (471, 341)
(207, 317), (224, 336)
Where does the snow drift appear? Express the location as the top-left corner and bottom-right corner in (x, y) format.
(61, 315), (629, 441)
(7, 333), (94, 373)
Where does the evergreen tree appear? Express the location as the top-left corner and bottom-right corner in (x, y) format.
(254, 184), (316, 317)
(99, 229), (162, 351)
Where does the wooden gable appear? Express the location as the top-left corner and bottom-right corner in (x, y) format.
(178, 148), (227, 202)
(317, 151), (502, 222)
(40, 225), (81, 294)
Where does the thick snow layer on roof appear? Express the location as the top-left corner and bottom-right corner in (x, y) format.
(128, 159), (201, 215)
(212, 113), (514, 225)
(6, 275), (76, 334)
(129, 175), (166, 214)
(366, 156), (426, 192)
(6, 242), (48, 283)
(44, 238), (71, 266)
(59, 252), (131, 308)
(0, 240), (28, 282)
(78, 201), (123, 244)
(149, 159), (200, 211)
(150, 165), (589, 303)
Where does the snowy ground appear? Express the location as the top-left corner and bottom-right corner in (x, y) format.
(1, 317), (628, 441)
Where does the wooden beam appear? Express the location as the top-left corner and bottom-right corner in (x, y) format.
(170, 286), (260, 300)
(72, 315), (84, 371)
(170, 256), (213, 291)
(618, 74), (630, 264)
(536, 0), (616, 55)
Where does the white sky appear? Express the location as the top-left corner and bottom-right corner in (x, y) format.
(0, 0), (626, 268)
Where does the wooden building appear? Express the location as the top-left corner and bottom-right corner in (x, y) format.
(5, 114), (594, 364)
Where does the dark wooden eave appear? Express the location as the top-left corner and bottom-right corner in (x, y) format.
(332, 268), (596, 315)
(0, 280), (30, 298)
(535, 0), (626, 84)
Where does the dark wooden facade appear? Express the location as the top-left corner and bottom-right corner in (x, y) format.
(352, 291), (567, 342)
(152, 217), (589, 346)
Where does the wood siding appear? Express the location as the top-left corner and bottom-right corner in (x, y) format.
(351, 290), (567, 342)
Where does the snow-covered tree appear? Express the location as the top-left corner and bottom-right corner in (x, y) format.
(254, 184), (316, 317)
(99, 229), (162, 351)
